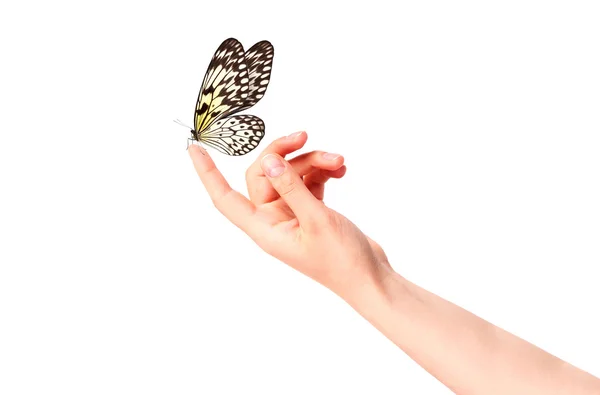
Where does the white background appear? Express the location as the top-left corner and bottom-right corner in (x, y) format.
(1, 1), (599, 394)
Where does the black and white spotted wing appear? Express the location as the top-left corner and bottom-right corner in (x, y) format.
(191, 38), (274, 156)
(240, 40), (274, 110)
(199, 115), (265, 156)
(194, 38), (248, 133)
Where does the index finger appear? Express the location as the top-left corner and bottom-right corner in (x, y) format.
(188, 144), (258, 233)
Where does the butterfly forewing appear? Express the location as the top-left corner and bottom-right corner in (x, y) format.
(194, 38), (249, 133)
(241, 41), (274, 109)
(200, 115), (265, 156)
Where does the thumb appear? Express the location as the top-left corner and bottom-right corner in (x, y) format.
(261, 153), (325, 227)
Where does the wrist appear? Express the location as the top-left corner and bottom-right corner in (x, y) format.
(338, 260), (406, 320)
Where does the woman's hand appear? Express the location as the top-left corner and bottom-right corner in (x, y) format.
(189, 131), (389, 300)
(189, 131), (600, 395)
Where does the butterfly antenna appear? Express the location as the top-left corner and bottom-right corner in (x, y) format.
(173, 119), (192, 129)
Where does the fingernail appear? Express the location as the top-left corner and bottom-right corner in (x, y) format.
(287, 131), (303, 139)
(261, 154), (285, 177)
(322, 152), (340, 161)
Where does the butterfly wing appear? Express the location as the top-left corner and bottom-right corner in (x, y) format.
(194, 38), (250, 133)
(199, 115), (265, 156)
(240, 40), (274, 110)
(193, 38), (273, 155)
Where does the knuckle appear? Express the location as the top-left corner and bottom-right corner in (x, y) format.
(305, 205), (333, 232)
(311, 150), (325, 161)
(319, 209), (345, 233)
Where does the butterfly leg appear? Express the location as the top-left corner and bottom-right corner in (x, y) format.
(186, 138), (206, 156)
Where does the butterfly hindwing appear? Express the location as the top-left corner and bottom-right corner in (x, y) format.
(194, 38), (249, 133)
(199, 114), (265, 156)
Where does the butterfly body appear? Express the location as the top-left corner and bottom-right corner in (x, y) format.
(187, 38), (274, 156)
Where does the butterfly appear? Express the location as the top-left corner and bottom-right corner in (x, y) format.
(178, 38), (274, 156)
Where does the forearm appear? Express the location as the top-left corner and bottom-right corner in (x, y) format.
(346, 264), (600, 395)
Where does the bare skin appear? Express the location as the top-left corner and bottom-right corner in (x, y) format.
(188, 131), (600, 395)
